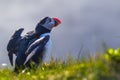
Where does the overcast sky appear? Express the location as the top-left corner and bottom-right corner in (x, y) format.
(0, 0), (120, 65)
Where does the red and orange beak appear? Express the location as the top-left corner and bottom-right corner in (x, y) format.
(52, 17), (62, 27)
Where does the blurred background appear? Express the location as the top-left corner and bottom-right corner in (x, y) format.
(0, 0), (120, 66)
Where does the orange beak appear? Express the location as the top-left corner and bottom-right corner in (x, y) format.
(52, 17), (62, 27)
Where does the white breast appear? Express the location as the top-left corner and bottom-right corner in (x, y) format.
(40, 33), (52, 63)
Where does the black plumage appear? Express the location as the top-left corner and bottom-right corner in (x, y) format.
(7, 28), (24, 66)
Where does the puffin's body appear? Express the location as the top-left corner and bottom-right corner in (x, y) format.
(24, 33), (51, 66)
(14, 30), (51, 71)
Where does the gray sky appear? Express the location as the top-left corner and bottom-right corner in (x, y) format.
(0, 0), (120, 65)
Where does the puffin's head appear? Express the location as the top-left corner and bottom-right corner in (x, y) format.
(35, 17), (61, 34)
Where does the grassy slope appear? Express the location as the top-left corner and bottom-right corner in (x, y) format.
(0, 50), (120, 80)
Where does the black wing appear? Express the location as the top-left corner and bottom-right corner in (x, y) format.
(24, 35), (49, 65)
(7, 28), (24, 66)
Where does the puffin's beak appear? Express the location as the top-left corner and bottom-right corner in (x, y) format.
(8, 52), (13, 66)
(52, 17), (61, 27)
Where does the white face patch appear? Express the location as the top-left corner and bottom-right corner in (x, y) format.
(42, 18), (55, 30)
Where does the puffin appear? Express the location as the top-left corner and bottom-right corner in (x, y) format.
(13, 17), (61, 71)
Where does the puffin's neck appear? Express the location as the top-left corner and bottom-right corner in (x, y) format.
(40, 33), (50, 37)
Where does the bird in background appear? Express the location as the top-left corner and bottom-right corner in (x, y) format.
(7, 16), (61, 72)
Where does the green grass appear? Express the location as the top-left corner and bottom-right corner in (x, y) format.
(0, 48), (120, 80)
